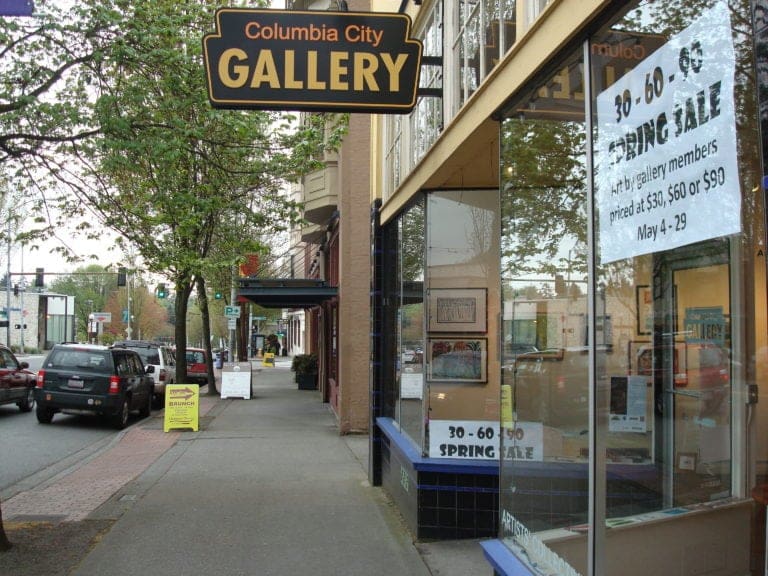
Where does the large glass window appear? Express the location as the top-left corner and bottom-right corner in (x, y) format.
(499, 46), (588, 575)
(411, 2), (444, 166)
(499, 0), (767, 574)
(397, 200), (426, 448)
(591, 1), (764, 573)
(426, 190), (500, 458)
(452, 0), (516, 111)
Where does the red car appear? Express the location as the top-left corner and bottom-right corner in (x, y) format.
(184, 348), (210, 386)
(0, 344), (37, 413)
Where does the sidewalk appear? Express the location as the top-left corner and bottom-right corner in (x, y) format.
(4, 359), (489, 575)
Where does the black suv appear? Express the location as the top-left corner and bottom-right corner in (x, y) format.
(34, 344), (154, 429)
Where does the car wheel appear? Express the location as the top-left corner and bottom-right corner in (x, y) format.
(36, 405), (54, 424)
(139, 392), (151, 419)
(112, 399), (130, 430)
(18, 388), (35, 412)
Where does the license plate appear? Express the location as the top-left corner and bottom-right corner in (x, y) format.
(67, 378), (84, 389)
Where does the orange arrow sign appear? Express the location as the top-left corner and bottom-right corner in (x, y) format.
(169, 387), (197, 400)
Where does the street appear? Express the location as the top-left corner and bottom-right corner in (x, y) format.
(1, 354), (150, 499)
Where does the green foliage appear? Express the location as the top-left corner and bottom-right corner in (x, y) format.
(500, 118), (587, 279)
(291, 353), (318, 375)
(49, 265), (116, 341)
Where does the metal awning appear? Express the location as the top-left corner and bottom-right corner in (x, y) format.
(237, 277), (337, 309)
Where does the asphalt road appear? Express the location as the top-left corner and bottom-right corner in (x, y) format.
(1, 354), (143, 498)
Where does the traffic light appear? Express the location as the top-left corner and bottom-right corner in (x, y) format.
(117, 267), (127, 287)
(34, 268), (44, 287)
(13, 284), (18, 296)
(214, 291), (223, 300)
(157, 283), (167, 299)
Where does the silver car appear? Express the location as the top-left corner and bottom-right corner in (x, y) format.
(112, 341), (176, 406)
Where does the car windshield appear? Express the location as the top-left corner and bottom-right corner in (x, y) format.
(46, 349), (111, 371)
(186, 351), (205, 364)
(130, 348), (160, 365)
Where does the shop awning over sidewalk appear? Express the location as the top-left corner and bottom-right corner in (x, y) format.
(237, 277), (337, 309)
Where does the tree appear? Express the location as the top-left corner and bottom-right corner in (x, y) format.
(66, 0), (345, 388)
(0, 3), (123, 257)
(48, 265), (115, 341)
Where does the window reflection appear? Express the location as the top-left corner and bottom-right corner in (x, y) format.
(498, 47), (588, 573)
(398, 201), (425, 448)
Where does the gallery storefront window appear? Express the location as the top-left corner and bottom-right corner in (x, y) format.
(498, 0), (767, 574)
(426, 190), (500, 457)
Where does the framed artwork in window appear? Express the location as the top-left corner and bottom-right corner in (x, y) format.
(636, 285), (652, 335)
(427, 288), (487, 333)
(427, 338), (487, 383)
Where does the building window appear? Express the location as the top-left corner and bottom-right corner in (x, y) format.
(384, 199), (426, 448)
(451, 0), (516, 113)
(410, 1), (444, 166)
(499, 44), (588, 575)
(383, 115), (403, 200)
(426, 189), (500, 458)
(498, 0), (765, 573)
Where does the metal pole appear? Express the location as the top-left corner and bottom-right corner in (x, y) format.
(19, 244), (24, 353)
(5, 218), (10, 346)
(230, 264), (237, 359)
(126, 271), (132, 339)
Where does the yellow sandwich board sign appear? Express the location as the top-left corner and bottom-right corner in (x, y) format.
(164, 384), (200, 432)
(203, 9), (423, 113)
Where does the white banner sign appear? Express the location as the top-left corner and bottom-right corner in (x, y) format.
(220, 364), (251, 399)
(429, 419), (499, 460)
(595, 2), (740, 263)
(429, 420), (545, 461)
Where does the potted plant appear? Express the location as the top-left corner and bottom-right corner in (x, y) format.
(291, 353), (318, 390)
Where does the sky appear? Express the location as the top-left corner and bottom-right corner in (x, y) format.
(7, 225), (125, 286)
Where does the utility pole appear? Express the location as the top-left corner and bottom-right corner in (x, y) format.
(126, 270), (133, 340)
(5, 218), (10, 346)
(230, 264), (237, 359)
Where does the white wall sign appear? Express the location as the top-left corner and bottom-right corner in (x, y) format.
(596, 2), (740, 263)
(400, 371), (423, 399)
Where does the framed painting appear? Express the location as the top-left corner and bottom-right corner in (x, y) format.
(427, 288), (487, 333)
(427, 338), (487, 383)
(636, 285), (652, 335)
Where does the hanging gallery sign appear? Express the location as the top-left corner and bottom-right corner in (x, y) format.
(595, 1), (740, 263)
(203, 9), (423, 113)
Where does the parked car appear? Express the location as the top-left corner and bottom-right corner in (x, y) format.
(184, 348), (209, 386)
(0, 344), (37, 413)
(34, 344), (154, 429)
(112, 340), (176, 406)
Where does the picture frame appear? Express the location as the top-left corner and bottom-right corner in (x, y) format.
(428, 288), (487, 333)
(628, 340), (651, 375)
(677, 452), (697, 472)
(636, 285), (652, 335)
(427, 338), (487, 383)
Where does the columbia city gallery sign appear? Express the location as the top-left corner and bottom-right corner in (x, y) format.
(203, 9), (423, 113)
